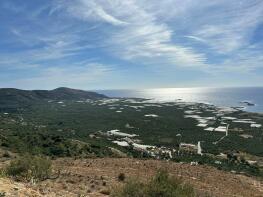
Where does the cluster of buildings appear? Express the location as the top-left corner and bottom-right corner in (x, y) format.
(104, 129), (203, 160)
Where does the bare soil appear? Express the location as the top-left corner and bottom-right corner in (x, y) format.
(1, 158), (263, 197)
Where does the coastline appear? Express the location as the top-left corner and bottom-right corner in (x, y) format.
(98, 87), (263, 113)
(108, 95), (263, 115)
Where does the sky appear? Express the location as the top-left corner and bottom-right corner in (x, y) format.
(0, 0), (263, 90)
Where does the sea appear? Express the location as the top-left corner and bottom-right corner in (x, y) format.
(98, 87), (263, 113)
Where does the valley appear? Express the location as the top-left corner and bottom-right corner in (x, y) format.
(0, 88), (263, 196)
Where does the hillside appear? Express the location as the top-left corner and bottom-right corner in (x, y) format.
(0, 87), (107, 111)
(0, 157), (262, 197)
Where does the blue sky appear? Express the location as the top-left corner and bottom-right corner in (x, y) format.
(0, 0), (263, 90)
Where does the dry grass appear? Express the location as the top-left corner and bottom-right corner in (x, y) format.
(0, 157), (262, 196)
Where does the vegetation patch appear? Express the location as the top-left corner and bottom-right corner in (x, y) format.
(0, 98), (262, 178)
(111, 170), (195, 197)
(4, 154), (52, 182)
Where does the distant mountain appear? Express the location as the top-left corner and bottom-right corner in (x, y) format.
(0, 87), (107, 111)
(34, 87), (107, 100)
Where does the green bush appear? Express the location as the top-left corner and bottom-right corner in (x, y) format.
(111, 170), (195, 197)
(5, 154), (52, 182)
(113, 179), (145, 196)
(0, 192), (6, 197)
(146, 170), (195, 197)
(118, 173), (126, 182)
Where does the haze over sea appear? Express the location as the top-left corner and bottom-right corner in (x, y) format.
(99, 87), (263, 113)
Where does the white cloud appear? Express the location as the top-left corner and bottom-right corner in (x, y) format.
(55, 0), (128, 26)
(1, 0), (263, 89)
(53, 0), (263, 72)
(0, 25), (96, 70)
(57, 0), (208, 69)
(214, 51), (263, 73)
(184, 36), (206, 43)
(5, 63), (114, 90)
(191, 1), (263, 53)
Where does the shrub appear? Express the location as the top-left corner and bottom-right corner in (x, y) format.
(118, 173), (126, 182)
(112, 179), (145, 197)
(146, 170), (195, 197)
(2, 151), (11, 158)
(5, 154), (52, 182)
(111, 170), (195, 197)
(0, 192), (6, 197)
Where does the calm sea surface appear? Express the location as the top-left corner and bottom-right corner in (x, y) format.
(98, 87), (263, 113)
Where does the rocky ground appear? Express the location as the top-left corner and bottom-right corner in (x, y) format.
(0, 157), (263, 197)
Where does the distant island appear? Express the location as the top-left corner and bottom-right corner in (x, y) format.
(240, 100), (256, 106)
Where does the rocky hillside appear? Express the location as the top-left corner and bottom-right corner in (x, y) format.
(0, 157), (262, 197)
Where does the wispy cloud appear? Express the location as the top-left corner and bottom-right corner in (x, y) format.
(66, 1), (128, 26)
(2, 63), (114, 89)
(0, 0), (263, 88)
(56, 0), (208, 69)
(184, 36), (207, 43)
(54, 0), (263, 72)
